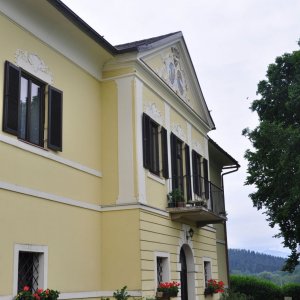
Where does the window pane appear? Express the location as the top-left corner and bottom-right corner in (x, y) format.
(18, 252), (39, 292)
(19, 77), (28, 140)
(28, 82), (41, 145)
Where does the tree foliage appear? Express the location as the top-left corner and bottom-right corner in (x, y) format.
(243, 40), (300, 271)
(229, 249), (285, 274)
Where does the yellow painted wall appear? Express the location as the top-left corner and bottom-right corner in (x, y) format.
(101, 210), (141, 291)
(140, 211), (219, 298)
(0, 190), (102, 295)
(216, 243), (229, 286)
(0, 13), (103, 205)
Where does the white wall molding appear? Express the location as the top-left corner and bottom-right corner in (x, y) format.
(0, 181), (101, 212)
(116, 77), (136, 204)
(147, 171), (165, 185)
(0, 180), (172, 216)
(135, 78), (146, 204)
(0, 135), (102, 178)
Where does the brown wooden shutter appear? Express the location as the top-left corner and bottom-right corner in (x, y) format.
(185, 144), (192, 200)
(3, 61), (20, 135)
(48, 86), (63, 151)
(161, 126), (169, 179)
(142, 113), (150, 169)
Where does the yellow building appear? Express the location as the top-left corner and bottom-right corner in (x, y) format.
(0, 1), (239, 299)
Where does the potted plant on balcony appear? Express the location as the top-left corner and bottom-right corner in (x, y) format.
(156, 281), (180, 299)
(167, 189), (185, 207)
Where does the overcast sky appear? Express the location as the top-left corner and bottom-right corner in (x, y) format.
(62, 0), (300, 257)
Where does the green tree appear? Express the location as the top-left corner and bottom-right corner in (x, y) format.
(243, 40), (300, 272)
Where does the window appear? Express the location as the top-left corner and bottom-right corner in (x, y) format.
(203, 259), (212, 287)
(192, 150), (202, 197)
(18, 251), (40, 292)
(192, 151), (210, 200)
(170, 133), (192, 200)
(142, 113), (168, 178)
(13, 244), (48, 295)
(3, 61), (63, 151)
(155, 252), (170, 287)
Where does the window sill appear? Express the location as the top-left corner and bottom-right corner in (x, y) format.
(147, 171), (166, 185)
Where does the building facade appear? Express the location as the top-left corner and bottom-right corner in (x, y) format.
(0, 1), (239, 299)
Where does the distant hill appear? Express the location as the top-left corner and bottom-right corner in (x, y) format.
(229, 248), (286, 274)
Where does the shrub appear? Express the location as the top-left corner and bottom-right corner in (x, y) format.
(113, 286), (130, 300)
(282, 283), (300, 300)
(230, 275), (282, 300)
(220, 289), (254, 300)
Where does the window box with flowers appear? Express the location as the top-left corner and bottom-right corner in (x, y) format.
(156, 281), (180, 299)
(15, 286), (60, 300)
(204, 279), (225, 297)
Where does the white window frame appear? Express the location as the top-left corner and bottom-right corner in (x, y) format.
(13, 244), (48, 295)
(154, 252), (170, 287)
(202, 257), (212, 288)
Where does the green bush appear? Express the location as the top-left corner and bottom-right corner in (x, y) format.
(282, 283), (300, 300)
(220, 289), (254, 300)
(230, 275), (282, 300)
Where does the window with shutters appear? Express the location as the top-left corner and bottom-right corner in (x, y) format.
(192, 151), (210, 200)
(170, 133), (192, 201)
(142, 113), (168, 179)
(3, 61), (63, 151)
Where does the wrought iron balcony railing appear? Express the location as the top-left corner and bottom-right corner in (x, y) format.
(166, 176), (226, 226)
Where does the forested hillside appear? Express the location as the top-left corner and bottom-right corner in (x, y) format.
(229, 248), (285, 274)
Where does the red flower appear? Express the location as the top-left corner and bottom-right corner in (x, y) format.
(23, 286), (30, 292)
(33, 293), (40, 300)
(45, 289), (50, 295)
(37, 289), (43, 294)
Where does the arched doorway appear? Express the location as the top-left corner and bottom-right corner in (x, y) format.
(180, 244), (195, 300)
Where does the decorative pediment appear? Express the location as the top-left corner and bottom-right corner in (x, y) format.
(140, 39), (215, 131)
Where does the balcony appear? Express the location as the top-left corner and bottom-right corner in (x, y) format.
(166, 177), (227, 227)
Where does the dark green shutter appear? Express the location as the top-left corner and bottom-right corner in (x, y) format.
(203, 158), (209, 199)
(3, 61), (20, 135)
(142, 113), (150, 169)
(185, 144), (192, 200)
(161, 126), (169, 179)
(48, 86), (63, 151)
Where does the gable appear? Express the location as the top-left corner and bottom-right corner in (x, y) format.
(140, 40), (215, 130)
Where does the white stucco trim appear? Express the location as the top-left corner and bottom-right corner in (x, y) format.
(164, 103), (172, 193)
(0, 135), (102, 178)
(13, 244), (48, 296)
(0, 181), (101, 212)
(147, 171), (165, 185)
(116, 77), (136, 204)
(135, 78), (146, 204)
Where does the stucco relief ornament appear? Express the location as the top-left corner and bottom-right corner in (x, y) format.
(171, 124), (186, 142)
(193, 141), (204, 156)
(144, 103), (163, 124)
(15, 49), (53, 84)
(159, 46), (190, 104)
